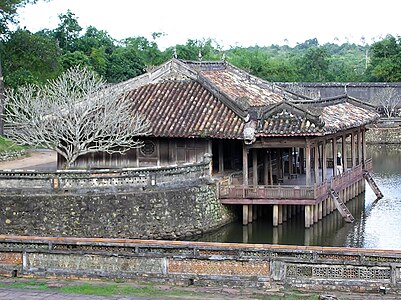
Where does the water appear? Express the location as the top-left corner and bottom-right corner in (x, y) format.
(195, 144), (401, 250)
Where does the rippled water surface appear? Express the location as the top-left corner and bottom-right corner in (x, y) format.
(195, 145), (401, 250)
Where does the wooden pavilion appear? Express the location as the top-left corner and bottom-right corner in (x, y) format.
(61, 58), (381, 228)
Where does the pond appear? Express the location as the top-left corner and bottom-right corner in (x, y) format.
(195, 144), (401, 250)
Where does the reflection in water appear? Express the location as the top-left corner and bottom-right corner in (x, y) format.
(195, 145), (401, 250)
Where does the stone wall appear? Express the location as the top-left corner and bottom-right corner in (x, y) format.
(0, 183), (234, 239)
(278, 82), (401, 104)
(366, 126), (401, 144)
(0, 236), (400, 294)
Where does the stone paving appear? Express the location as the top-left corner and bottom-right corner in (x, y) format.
(0, 288), (159, 300)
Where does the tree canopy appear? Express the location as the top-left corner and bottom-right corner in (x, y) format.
(2, 5), (401, 89)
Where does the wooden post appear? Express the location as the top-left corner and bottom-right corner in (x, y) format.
(283, 205), (288, 222)
(318, 202), (323, 220)
(218, 140), (224, 173)
(253, 149), (258, 186)
(253, 205), (257, 220)
(362, 129), (367, 165)
(264, 151), (269, 185)
(342, 133), (347, 172)
(278, 205), (283, 224)
(357, 130), (362, 165)
(322, 139), (327, 182)
(305, 142), (311, 185)
(313, 204), (318, 223)
(322, 199), (327, 217)
(351, 131), (356, 167)
(273, 205), (279, 227)
(332, 137), (337, 177)
(289, 148), (293, 176)
(242, 205), (248, 225)
(305, 205), (311, 228)
(243, 146), (249, 186)
(248, 204), (253, 223)
(269, 151), (273, 185)
(314, 145), (320, 184)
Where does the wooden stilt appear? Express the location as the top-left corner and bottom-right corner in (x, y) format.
(242, 205), (248, 225)
(273, 205), (279, 227)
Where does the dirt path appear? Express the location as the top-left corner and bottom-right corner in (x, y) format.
(0, 149), (57, 170)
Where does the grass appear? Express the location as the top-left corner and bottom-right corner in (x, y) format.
(0, 136), (26, 153)
(0, 279), (200, 298)
(0, 278), (347, 299)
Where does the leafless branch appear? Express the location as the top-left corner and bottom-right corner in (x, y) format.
(4, 66), (150, 169)
(372, 87), (401, 118)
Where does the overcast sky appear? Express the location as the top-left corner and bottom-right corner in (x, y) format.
(17, 0), (400, 50)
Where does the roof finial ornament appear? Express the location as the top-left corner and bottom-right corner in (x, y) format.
(198, 50), (202, 62)
(221, 52), (226, 61)
(173, 47), (177, 59)
(344, 84), (348, 95)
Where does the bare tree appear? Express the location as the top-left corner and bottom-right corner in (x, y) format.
(4, 66), (150, 169)
(373, 87), (401, 118)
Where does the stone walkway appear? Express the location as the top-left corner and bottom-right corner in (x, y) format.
(0, 288), (160, 300)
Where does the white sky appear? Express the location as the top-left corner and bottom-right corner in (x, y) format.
(16, 0), (400, 50)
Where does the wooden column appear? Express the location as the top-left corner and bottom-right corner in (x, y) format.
(289, 148), (293, 176)
(242, 205), (248, 225)
(362, 129), (367, 165)
(218, 140), (224, 173)
(313, 204), (319, 223)
(243, 146), (249, 186)
(332, 137), (337, 177)
(305, 142), (311, 185)
(248, 204), (253, 223)
(278, 205), (283, 224)
(351, 131), (356, 167)
(357, 130), (362, 165)
(264, 151), (269, 185)
(318, 202), (323, 220)
(273, 205), (279, 227)
(305, 205), (311, 228)
(322, 140), (327, 182)
(314, 145), (320, 184)
(299, 148), (305, 174)
(283, 205), (288, 222)
(342, 134), (347, 173)
(269, 151), (273, 185)
(252, 149), (258, 186)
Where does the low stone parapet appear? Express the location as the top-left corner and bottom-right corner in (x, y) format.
(0, 235), (399, 294)
(0, 162), (211, 193)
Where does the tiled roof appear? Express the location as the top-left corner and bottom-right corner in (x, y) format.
(125, 80), (244, 138)
(257, 96), (379, 137)
(201, 69), (284, 107)
(119, 59), (379, 140)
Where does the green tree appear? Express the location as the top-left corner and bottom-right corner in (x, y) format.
(106, 47), (145, 82)
(297, 47), (331, 81)
(60, 50), (90, 71)
(53, 10), (82, 52)
(368, 35), (401, 82)
(2, 29), (61, 88)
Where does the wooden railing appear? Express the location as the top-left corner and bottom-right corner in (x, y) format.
(219, 181), (328, 201)
(219, 161), (367, 202)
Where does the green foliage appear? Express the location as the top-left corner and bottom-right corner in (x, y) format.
(368, 35), (401, 81)
(60, 50), (90, 70)
(0, 0), (41, 37)
(106, 46), (145, 82)
(53, 10), (82, 52)
(1, 29), (61, 88)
